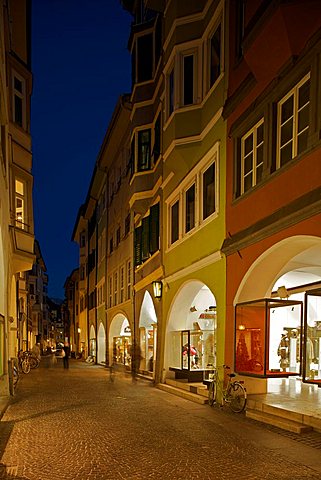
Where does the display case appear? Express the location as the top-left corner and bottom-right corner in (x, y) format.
(113, 336), (131, 366)
(235, 298), (303, 377)
(303, 289), (321, 385)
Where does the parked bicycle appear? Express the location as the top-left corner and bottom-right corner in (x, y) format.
(18, 350), (31, 374)
(207, 365), (247, 413)
(26, 351), (40, 369)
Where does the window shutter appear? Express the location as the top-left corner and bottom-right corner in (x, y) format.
(141, 216), (150, 261)
(134, 226), (142, 266)
(149, 203), (159, 254)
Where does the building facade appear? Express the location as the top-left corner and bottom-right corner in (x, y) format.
(0, 0), (34, 395)
(71, 0), (321, 406)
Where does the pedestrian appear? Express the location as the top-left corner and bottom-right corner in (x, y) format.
(63, 343), (70, 369)
(31, 342), (41, 361)
(130, 343), (142, 382)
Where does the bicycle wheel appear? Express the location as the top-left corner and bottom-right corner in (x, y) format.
(208, 380), (217, 406)
(227, 382), (247, 413)
(21, 359), (31, 374)
(13, 366), (19, 387)
(29, 356), (39, 369)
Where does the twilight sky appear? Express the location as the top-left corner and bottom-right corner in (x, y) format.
(31, 0), (132, 299)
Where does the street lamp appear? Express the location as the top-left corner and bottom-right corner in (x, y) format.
(152, 281), (162, 299)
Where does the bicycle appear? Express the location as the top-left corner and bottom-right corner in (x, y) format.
(18, 350), (31, 374)
(207, 365), (247, 413)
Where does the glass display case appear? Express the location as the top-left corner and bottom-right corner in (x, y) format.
(235, 298), (303, 377)
(170, 328), (215, 371)
(113, 336), (131, 366)
(303, 289), (321, 385)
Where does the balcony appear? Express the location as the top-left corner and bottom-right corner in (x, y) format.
(9, 224), (35, 273)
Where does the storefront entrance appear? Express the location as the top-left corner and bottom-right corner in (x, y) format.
(109, 314), (132, 367)
(165, 281), (216, 382)
(234, 236), (321, 392)
(139, 291), (157, 374)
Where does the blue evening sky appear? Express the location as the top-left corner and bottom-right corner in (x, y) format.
(31, 1), (132, 299)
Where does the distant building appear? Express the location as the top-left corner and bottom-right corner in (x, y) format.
(0, 0), (34, 394)
(63, 268), (79, 354)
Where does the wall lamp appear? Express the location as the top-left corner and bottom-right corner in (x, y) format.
(152, 281), (162, 299)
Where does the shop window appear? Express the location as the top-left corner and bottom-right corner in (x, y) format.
(209, 22), (222, 88)
(304, 289), (321, 385)
(202, 162), (216, 220)
(277, 73), (310, 168)
(235, 298), (303, 377)
(185, 183), (196, 233)
(241, 118), (264, 194)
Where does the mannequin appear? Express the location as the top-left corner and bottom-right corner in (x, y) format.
(277, 330), (290, 372)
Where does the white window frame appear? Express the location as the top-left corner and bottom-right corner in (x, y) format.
(241, 118), (264, 194)
(183, 179), (197, 235)
(166, 142), (219, 250)
(276, 73), (310, 169)
(15, 178), (25, 229)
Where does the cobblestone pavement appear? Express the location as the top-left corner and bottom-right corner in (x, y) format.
(0, 359), (321, 480)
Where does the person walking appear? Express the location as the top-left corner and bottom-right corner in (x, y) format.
(63, 343), (70, 369)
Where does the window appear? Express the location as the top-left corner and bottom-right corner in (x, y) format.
(153, 112), (161, 162)
(138, 129), (151, 171)
(202, 163), (216, 220)
(116, 227), (121, 247)
(171, 200), (179, 244)
(80, 232), (86, 248)
(13, 74), (25, 128)
(127, 261), (131, 300)
(114, 272), (118, 306)
(125, 213), (130, 237)
(137, 34), (153, 82)
(168, 67), (175, 116)
(109, 236), (113, 254)
(183, 54), (194, 105)
(185, 184), (196, 233)
(209, 22), (222, 88)
(15, 179), (25, 229)
(241, 119), (264, 194)
(108, 276), (112, 308)
(134, 203), (160, 266)
(120, 266), (124, 303)
(277, 74), (310, 168)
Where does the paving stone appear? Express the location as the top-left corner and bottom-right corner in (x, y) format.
(0, 360), (320, 479)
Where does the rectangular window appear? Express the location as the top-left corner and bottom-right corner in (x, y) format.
(15, 179), (25, 229)
(169, 67), (175, 116)
(183, 55), (194, 105)
(13, 74), (25, 128)
(127, 261), (131, 300)
(114, 272), (118, 306)
(171, 200), (179, 244)
(137, 129), (151, 171)
(136, 34), (153, 83)
(109, 237), (113, 254)
(125, 213), (130, 237)
(153, 112), (161, 162)
(210, 23), (222, 87)
(120, 266), (124, 304)
(241, 119), (264, 194)
(277, 73), (310, 168)
(202, 163), (216, 220)
(108, 276), (112, 308)
(185, 184), (196, 233)
(149, 203), (160, 254)
(116, 227), (121, 247)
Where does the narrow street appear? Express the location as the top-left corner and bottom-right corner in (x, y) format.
(0, 360), (320, 480)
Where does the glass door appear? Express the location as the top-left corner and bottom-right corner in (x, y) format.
(304, 289), (321, 384)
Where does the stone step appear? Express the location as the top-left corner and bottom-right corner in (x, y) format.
(166, 379), (208, 398)
(157, 383), (208, 405)
(246, 409), (313, 434)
